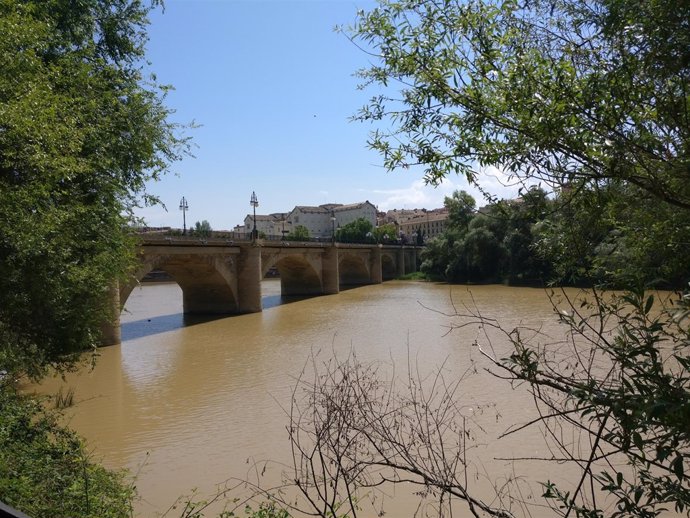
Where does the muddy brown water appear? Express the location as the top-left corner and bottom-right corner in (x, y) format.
(33, 280), (676, 517)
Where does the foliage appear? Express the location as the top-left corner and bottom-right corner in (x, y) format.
(335, 217), (374, 243)
(0, 385), (135, 518)
(0, 0), (188, 379)
(420, 188), (551, 284)
(286, 225), (310, 241)
(191, 220), (213, 238)
(397, 271), (428, 281)
(165, 488), (292, 518)
(372, 222), (397, 243)
(349, 0), (690, 210)
(445, 190), (476, 230)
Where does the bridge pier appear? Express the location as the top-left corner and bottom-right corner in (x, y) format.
(237, 244), (262, 313)
(405, 248), (418, 273)
(370, 245), (383, 284)
(396, 248), (406, 277)
(99, 282), (122, 346)
(322, 246), (339, 294)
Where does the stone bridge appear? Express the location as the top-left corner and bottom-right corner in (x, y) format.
(102, 237), (421, 344)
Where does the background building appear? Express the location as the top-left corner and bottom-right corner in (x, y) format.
(384, 208), (448, 242)
(243, 212), (290, 237)
(285, 201), (377, 239)
(240, 201), (449, 241)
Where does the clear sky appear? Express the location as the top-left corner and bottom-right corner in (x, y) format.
(138, 0), (519, 230)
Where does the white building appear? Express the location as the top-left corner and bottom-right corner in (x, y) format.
(332, 201), (377, 229)
(385, 207), (449, 242)
(286, 201), (377, 239)
(397, 212), (448, 241)
(243, 212), (290, 238)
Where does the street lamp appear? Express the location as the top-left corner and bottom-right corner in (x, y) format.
(250, 191), (259, 241)
(179, 196), (189, 235)
(331, 213), (336, 243)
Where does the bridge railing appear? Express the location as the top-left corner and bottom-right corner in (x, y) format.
(136, 230), (425, 247)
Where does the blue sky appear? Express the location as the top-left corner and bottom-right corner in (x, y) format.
(138, 0), (518, 230)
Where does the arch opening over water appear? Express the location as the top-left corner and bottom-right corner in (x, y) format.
(269, 255), (323, 296)
(339, 254), (371, 286)
(121, 258), (239, 316)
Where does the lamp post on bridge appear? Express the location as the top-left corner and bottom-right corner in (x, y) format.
(179, 196), (189, 235)
(331, 213), (336, 244)
(250, 191), (259, 241)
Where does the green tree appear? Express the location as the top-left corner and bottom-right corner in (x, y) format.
(459, 217), (505, 282)
(444, 190), (476, 231)
(191, 220), (213, 238)
(0, 386), (134, 518)
(335, 217), (374, 243)
(373, 222), (397, 243)
(420, 231), (457, 280)
(350, 0), (690, 210)
(286, 225), (310, 240)
(0, 0), (187, 379)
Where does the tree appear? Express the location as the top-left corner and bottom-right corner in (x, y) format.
(0, 0), (187, 379)
(0, 388), (135, 518)
(286, 225), (310, 241)
(335, 217), (374, 243)
(421, 188), (552, 284)
(373, 222), (397, 243)
(191, 220), (213, 238)
(445, 190), (476, 230)
(349, 0), (690, 210)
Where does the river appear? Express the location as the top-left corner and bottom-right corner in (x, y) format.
(34, 280), (649, 517)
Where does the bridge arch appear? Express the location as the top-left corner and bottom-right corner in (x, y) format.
(338, 251), (371, 286)
(121, 255), (239, 314)
(261, 251), (323, 296)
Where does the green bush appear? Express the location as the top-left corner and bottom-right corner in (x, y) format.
(0, 385), (135, 518)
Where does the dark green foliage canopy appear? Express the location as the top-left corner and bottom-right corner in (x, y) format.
(335, 217), (374, 243)
(350, 0), (690, 210)
(191, 220), (213, 238)
(0, 387), (134, 518)
(0, 0), (188, 378)
(286, 225), (310, 241)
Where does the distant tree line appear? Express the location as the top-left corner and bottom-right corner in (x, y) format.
(421, 185), (690, 289)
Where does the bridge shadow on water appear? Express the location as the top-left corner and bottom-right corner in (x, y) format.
(120, 294), (319, 341)
(120, 313), (228, 342)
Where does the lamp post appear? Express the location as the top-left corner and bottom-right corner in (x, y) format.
(331, 214), (336, 243)
(179, 196), (189, 235)
(250, 191), (259, 241)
